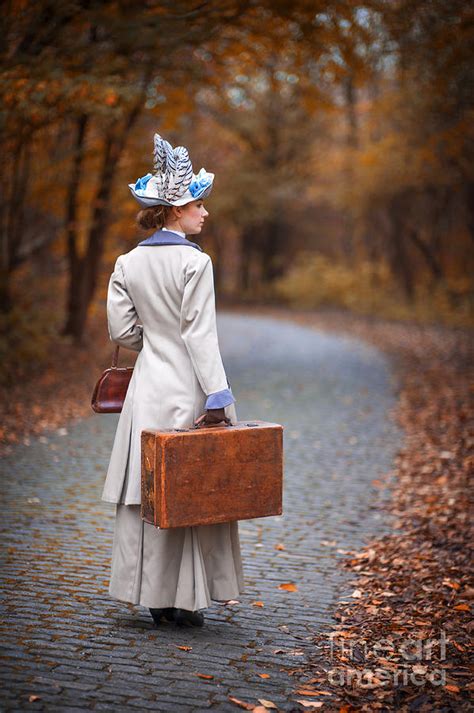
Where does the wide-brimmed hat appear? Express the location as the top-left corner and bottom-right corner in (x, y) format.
(128, 133), (214, 208)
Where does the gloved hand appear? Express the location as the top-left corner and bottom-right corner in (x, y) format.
(194, 407), (229, 427)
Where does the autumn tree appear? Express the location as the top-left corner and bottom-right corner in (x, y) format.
(2, 0), (472, 335)
(329, 0), (474, 297)
(187, 2), (374, 291)
(1, 0), (249, 338)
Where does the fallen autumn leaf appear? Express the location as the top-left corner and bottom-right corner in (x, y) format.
(444, 684), (460, 693)
(296, 701), (324, 709)
(227, 696), (254, 710)
(278, 582), (298, 592)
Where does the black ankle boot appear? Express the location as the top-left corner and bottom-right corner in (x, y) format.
(173, 609), (204, 627)
(149, 607), (175, 625)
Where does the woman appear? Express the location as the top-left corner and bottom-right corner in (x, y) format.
(102, 133), (244, 628)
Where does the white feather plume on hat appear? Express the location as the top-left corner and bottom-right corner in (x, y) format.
(128, 133), (214, 207)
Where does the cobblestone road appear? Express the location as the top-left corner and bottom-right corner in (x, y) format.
(0, 313), (402, 712)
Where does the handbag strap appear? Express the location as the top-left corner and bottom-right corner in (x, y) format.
(111, 345), (120, 367)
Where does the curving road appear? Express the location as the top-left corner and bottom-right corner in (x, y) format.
(0, 313), (401, 712)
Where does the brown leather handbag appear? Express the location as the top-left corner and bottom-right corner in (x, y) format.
(91, 346), (134, 413)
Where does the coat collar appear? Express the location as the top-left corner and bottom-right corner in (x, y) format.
(138, 229), (203, 251)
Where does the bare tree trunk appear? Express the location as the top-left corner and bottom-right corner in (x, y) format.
(406, 228), (444, 281)
(0, 269), (10, 313)
(342, 72), (358, 261)
(205, 224), (221, 291)
(13, 142), (31, 261)
(0, 134), (33, 312)
(63, 94), (147, 342)
(465, 180), (474, 246)
(387, 197), (415, 299)
(240, 227), (253, 292)
(61, 114), (89, 336)
(392, 232), (415, 299)
(62, 131), (116, 342)
(260, 216), (286, 283)
(344, 73), (358, 149)
(255, 56), (287, 286)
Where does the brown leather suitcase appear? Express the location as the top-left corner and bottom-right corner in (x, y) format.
(141, 420), (283, 528)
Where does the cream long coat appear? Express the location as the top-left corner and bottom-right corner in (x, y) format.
(102, 232), (243, 611)
(102, 236), (237, 505)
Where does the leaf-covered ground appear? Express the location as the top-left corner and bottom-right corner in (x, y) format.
(0, 308), (136, 456)
(1, 306), (472, 713)
(262, 309), (472, 713)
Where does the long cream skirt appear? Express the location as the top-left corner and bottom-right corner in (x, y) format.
(108, 504), (245, 611)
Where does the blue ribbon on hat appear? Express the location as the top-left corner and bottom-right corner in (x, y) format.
(189, 170), (213, 198)
(134, 173), (153, 195)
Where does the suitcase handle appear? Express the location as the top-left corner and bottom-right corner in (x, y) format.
(192, 416), (232, 429)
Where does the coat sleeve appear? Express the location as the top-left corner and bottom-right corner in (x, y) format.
(107, 257), (143, 352)
(180, 254), (235, 409)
